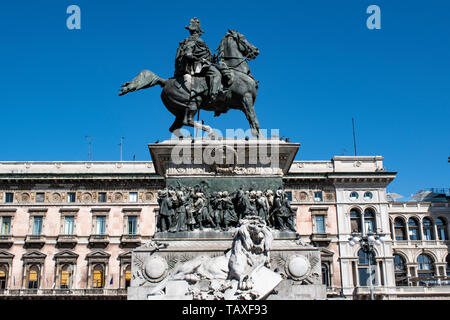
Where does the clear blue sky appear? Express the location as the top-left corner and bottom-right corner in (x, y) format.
(0, 0), (448, 199)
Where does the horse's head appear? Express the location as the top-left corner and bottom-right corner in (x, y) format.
(220, 29), (259, 60)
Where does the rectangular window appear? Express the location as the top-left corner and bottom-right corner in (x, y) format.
(395, 227), (405, 240)
(409, 229), (419, 241)
(315, 215), (325, 233)
(314, 191), (323, 202)
(1, 217), (11, 235)
(365, 220), (375, 234)
(5, 193), (13, 203)
(128, 192), (138, 203)
(125, 269), (131, 288)
(285, 191), (292, 202)
(36, 193), (45, 203)
(67, 192), (76, 203)
(64, 216), (74, 235)
(60, 270), (69, 289)
(95, 216), (106, 235)
(127, 216), (137, 235)
(98, 192), (107, 203)
(423, 229), (433, 240)
(358, 267), (376, 286)
(32, 216), (43, 235)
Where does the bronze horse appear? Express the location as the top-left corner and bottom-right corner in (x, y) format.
(119, 30), (261, 137)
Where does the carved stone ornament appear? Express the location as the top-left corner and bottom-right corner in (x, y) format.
(21, 192), (31, 203)
(285, 255), (311, 281)
(113, 192), (123, 202)
(51, 193), (62, 202)
(142, 255), (169, 283)
(144, 192), (155, 202)
(82, 192), (93, 203)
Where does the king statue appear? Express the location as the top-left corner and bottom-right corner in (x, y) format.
(119, 17), (261, 137)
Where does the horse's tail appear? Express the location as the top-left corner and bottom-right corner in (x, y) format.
(119, 69), (167, 96)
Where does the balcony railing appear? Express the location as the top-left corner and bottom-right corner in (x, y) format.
(24, 234), (46, 248)
(0, 289), (127, 297)
(120, 234), (141, 247)
(88, 234), (110, 248)
(0, 235), (13, 248)
(56, 234), (78, 248)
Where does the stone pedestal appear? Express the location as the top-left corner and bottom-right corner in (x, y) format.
(128, 231), (325, 300)
(148, 138), (299, 192)
(127, 138), (326, 300)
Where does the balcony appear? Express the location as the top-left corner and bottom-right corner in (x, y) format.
(88, 234), (110, 248)
(56, 234), (78, 248)
(24, 234), (46, 248)
(120, 234), (141, 248)
(0, 235), (13, 248)
(0, 289), (127, 299)
(310, 233), (332, 247)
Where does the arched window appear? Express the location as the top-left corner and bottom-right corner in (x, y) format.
(60, 264), (72, 289)
(357, 249), (376, 286)
(124, 265), (131, 288)
(27, 265), (40, 289)
(321, 263), (330, 287)
(394, 218), (407, 240)
(92, 264), (104, 288)
(408, 218), (421, 240)
(364, 208), (376, 233)
(422, 217), (434, 240)
(393, 254), (408, 286)
(0, 265), (8, 289)
(436, 217), (448, 241)
(350, 208), (362, 233)
(417, 254), (434, 278)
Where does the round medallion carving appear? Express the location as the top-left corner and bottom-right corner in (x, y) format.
(21, 193), (30, 202)
(113, 192), (123, 202)
(82, 192), (92, 203)
(285, 255), (310, 280)
(144, 192), (155, 202)
(299, 192), (308, 201)
(143, 256), (168, 282)
(51, 193), (61, 202)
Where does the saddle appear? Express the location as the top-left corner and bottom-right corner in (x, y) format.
(174, 71), (233, 104)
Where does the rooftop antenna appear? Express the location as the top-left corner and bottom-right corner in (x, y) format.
(85, 136), (95, 161)
(118, 136), (125, 161)
(352, 118), (357, 156)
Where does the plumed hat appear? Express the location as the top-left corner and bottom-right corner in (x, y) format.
(185, 17), (204, 34)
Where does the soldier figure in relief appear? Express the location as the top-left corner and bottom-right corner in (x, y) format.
(157, 189), (173, 232)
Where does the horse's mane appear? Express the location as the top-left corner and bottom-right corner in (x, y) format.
(216, 31), (229, 59)
(216, 30), (238, 59)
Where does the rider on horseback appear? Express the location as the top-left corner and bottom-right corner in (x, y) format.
(174, 18), (231, 123)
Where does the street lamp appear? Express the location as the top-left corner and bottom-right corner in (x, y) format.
(349, 232), (385, 300)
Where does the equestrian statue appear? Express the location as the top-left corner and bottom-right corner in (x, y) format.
(119, 17), (261, 137)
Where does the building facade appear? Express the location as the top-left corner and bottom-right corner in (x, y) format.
(0, 158), (448, 299)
